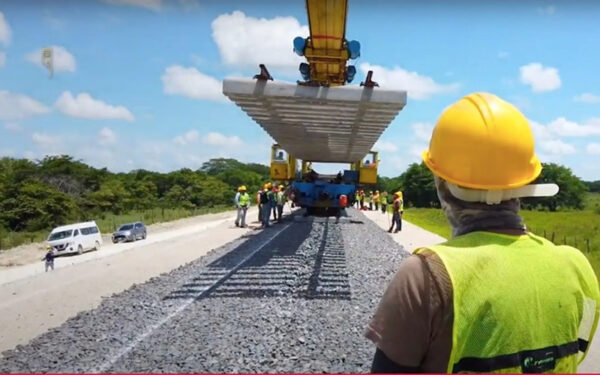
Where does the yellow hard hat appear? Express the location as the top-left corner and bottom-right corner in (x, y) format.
(238, 185), (246, 191)
(395, 191), (403, 198)
(422, 93), (541, 190)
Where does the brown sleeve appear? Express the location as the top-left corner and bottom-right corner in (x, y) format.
(365, 252), (453, 371)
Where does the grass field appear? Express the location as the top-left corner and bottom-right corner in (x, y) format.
(403, 193), (600, 279)
(0, 205), (233, 251)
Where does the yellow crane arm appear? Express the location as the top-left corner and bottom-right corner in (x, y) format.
(294, 0), (360, 86)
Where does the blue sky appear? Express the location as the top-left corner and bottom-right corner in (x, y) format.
(0, 0), (599, 179)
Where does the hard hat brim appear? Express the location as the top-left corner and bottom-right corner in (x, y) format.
(422, 150), (542, 190)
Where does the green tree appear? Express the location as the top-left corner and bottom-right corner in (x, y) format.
(87, 178), (131, 214)
(398, 162), (439, 208)
(0, 181), (77, 231)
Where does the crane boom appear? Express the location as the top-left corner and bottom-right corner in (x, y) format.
(303, 0), (350, 86)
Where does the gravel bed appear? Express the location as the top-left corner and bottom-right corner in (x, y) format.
(0, 209), (409, 373)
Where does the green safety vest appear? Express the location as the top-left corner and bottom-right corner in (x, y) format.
(381, 195), (387, 204)
(418, 231), (600, 373)
(239, 193), (250, 207)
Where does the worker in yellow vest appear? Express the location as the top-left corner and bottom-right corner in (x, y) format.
(373, 190), (380, 211)
(380, 192), (388, 214)
(367, 93), (600, 373)
(367, 191), (373, 210)
(387, 191), (403, 233)
(234, 185), (250, 228)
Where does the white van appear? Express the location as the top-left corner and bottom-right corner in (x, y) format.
(46, 221), (103, 255)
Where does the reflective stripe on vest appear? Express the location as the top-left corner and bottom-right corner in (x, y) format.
(419, 231), (600, 373)
(239, 193), (250, 207)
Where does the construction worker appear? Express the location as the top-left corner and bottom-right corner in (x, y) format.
(270, 185), (278, 221)
(276, 185), (285, 221)
(259, 183), (271, 228)
(359, 189), (365, 210)
(367, 93), (600, 373)
(387, 192), (402, 233)
(355, 190), (360, 209)
(367, 191), (373, 211)
(234, 186), (250, 228)
(380, 191), (388, 214)
(256, 189), (263, 223)
(373, 190), (380, 211)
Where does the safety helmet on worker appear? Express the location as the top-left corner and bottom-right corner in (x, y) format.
(422, 92), (557, 204)
(238, 185), (247, 192)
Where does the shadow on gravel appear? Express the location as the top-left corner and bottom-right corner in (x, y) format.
(164, 216), (352, 301)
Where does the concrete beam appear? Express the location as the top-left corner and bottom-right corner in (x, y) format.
(223, 78), (407, 163)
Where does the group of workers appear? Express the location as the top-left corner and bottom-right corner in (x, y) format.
(233, 183), (288, 229)
(354, 189), (404, 233)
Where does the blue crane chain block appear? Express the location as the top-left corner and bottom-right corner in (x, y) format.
(347, 40), (361, 60)
(346, 65), (356, 83)
(299, 62), (311, 81)
(293, 36), (306, 56)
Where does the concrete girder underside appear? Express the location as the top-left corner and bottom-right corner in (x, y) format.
(223, 78), (407, 163)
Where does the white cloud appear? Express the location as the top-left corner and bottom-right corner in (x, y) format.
(26, 45), (76, 73)
(0, 12), (11, 46)
(0, 52), (5, 68)
(587, 143), (600, 155)
(529, 120), (553, 139)
(359, 63), (459, 100)
(519, 63), (561, 92)
(98, 127), (117, 146)
(374, 140), (398, 153)
(4, 122), (22, 132)
(537, 5), (556, 15)
(202, 132), (242, 147)
(0, 91), (50, 120)
(547, 117), (600, 137)
(211, 11), (308, 72)
(539, 139), (576, 155)
(173, 130), (200, 146)
(55, 91), (135, 121)
(32, 132), (59, 147)
(103, 0), (162, 11)
(411, 122), (434, 142)
(161, 65), (225, 102)
(410, 144), (428, 159)
(574, 93), (600, 104)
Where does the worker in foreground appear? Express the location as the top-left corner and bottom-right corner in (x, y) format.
(366, 93), (600, 373)
(234, 185), (250, 228)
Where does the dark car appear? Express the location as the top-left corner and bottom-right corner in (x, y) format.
(112, 222), (147, 243)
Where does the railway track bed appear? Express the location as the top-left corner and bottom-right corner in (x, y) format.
(0, 209), (409, 373)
